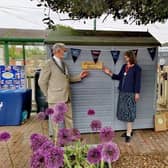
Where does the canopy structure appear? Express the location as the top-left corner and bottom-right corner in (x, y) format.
(45, 26), (160, 46)
(0, 28), (46, 64)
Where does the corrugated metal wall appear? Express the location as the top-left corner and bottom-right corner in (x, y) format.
(51, 45), (157, 133)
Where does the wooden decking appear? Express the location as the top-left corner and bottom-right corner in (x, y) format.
(0, 115), (168, 168)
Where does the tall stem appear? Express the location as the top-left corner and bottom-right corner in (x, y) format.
(40, 121), (44, 135)
(54, 124), (58, 145)
(6, 142), (15, 168)
(100, 159), (104, 168)
(108, 162), (112, 168)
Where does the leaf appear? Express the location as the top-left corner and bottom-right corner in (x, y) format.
(37, 3), (42, 7)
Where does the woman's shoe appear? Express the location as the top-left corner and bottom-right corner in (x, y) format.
(125, 135), (131, 143)
(121, 131), (134, 137)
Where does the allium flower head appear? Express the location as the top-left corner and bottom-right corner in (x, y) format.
(57, 128), (72, 146)
(90, 120), (102, 131)
(40, 141), (54, 152)
(45, 146), (64, 168)
(51, 111), (65, 124)
(87, 109), (95, 116)
(99, 127), (115, 143)
(0, 131), (11, 142)
(30, 149), (46, 168)
(54, 102), (68, 113)
(70, 128), (81, 141)
(37, 112), (46, 120)
(45, 108), (54, 115)
(102, 142), (120, 163)
(30, 133), (49, 151)
(87, 147), (101, 164)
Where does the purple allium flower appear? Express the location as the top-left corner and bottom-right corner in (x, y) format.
(99, 127), (115, 143)
(54, 102), (68, 113)
(30, 149), (46, 168)
(70, 128), (81, 141)
(97, 144), (103, 152)
(0, 131), (11, 142)
(102, 142), (120, 163)
(90, 120), (102, 131)
(45, 108), (54, 115)
(37, 112), (46, 120)
(87, 147), (101, 164)
(51, 111), (65, 124)
(87, 109), (95, 116)
(45, 146), (64, 168)
(57, 128), (72, 146)
(40, 141), (54, 152)
(30, 133), (49, 152)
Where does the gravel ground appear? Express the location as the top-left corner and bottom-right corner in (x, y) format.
(113, 152), (168, 168)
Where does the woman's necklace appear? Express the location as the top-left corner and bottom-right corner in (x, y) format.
(124, 64), (134, 76)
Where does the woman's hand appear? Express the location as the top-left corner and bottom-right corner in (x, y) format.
(103, 66), (113, 76)
(135, 93), (140, 102)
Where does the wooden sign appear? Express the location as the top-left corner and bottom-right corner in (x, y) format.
(154, 112), (167, 132)
(81, 61), (103, 70)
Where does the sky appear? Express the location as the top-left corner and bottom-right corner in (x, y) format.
(0, 0), (168, 44)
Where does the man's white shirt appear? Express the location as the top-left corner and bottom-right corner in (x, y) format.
(53, 55), (68, 75)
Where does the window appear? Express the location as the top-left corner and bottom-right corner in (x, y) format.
(9, 45), (23, 65)
(0, 45), (5, 65)
(25, 45), (47, 77)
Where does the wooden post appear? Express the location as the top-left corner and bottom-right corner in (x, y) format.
(4, 41), (9, 65)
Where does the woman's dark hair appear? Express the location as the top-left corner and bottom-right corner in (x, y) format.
(124, 50), (137, 64)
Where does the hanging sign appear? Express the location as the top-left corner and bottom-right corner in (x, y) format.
(70, 48), (81, 63)
(110, 50), (120, 64)
(81, 61), (103, 70)
(91, 50), (101, 63)
(147, 47), (156, 61)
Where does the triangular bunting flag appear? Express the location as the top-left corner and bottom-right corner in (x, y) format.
(110, 50), (120, 64)
(91, 50), (101, 63)
(70, 48), (81, 63)
(131, 49), (138, 57)
(147, 47), (156, 61)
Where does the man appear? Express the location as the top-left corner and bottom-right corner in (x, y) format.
(38, 43), (88, 136)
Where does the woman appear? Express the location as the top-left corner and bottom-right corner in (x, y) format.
(103, 50), (141, 143)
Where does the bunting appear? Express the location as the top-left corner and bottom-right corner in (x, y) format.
(91, 50), (101, 63)
(147, 47), (157, 61)
(70, 48), (81, 63)
(110, 50), (120, 65)
(67, 47), (157, 64)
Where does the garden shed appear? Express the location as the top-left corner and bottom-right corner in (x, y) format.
(45, 26), (160, 133)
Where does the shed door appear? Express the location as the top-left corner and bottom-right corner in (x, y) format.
(64, 45), (157, 133)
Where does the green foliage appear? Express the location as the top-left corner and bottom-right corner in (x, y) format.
(64, 141), (90, 168)
(32, 0), (168, 28)
(25, 47), (46, 59)
(9, 46), (22, 59)
(9, 45), (46, 60)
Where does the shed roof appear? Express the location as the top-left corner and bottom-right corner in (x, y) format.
(45, 26), (160, 46)
(0, 28), (46, 44)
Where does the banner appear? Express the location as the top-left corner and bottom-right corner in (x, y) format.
(0, 66), (25, 90)
(91, 50), (101, 63)
(110, 50), (120, 65)
(147, 47), (156, 61)
(70, 48), (81, 63)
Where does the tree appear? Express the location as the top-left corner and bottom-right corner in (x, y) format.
(32, 0), (168, 28)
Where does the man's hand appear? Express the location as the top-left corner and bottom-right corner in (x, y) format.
(135, 93), (140, 102)
(103, 66), (113, 76)
(80, 71), (89, 79)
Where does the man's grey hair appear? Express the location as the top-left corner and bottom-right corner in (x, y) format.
(52, 43), (66, 53)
